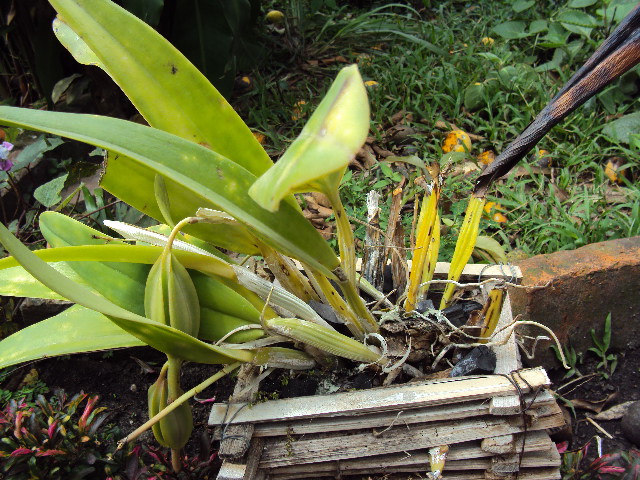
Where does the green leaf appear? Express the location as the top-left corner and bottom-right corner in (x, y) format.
(539, 22), (571, 48)
(557, 9), (598, 37)
(0, 244), (233, 279)
(512, 0), (534, 13)
(529, 19), (548, 35)
(492, 21), (529, 39)
(33, 174), (69, 207)
(596, 0), (637, 22)
(102, 152), (261, 255)
(249, 65), (369, 211)
(568, 0), (597, 7)
(50, 0), (272, 177)
(0, 106), (339, 277)
(39, 211), (150, 315)
(0, 221), (254, 365)
(0, 305), (144, 369)
(0, 264), (73, 300)
(602, 112), (640, 144)
(556, 9), (599, 27)
(0, 135), (64, 183)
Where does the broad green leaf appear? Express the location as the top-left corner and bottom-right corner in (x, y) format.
(0, 135), (64, 183)
(568, 0), (597, 7)
(529, 19), (548, 35)
(556, 9), (599, 27)
(50, 0), (272, 177)
(0, 221), (254, 364)
(0, 305), (144, 369)
(0, 107), (339, 277)
(539, 22), (571, 48)
(0, 264), (73, 300)
(40, 211), (150, 315)
(0, 263), (263, 344)
(33, 173), (69, 207)
(0, 244), (232, 278)
(249, 65), (369, 212)
(557, 9), (598, 37)
(602, 112), (640, 144)
(492, 21), (528, 39)
(512, 0), (534, 13)
(102, 156), (261, 255)
(596, 1), (637, 23)
(53, 20), (102, 67)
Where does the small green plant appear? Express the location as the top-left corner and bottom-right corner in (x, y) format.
(0, 368), (49, 407)
(552, 342), (582, 380)
(589, 313), (618, 380)
(0, 390), (116, 480)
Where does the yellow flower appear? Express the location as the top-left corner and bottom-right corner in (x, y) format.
(364, 80), (378, 88)
(481, 37), (495, 46)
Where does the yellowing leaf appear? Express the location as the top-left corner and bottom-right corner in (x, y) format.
(249, 65), (369, 212)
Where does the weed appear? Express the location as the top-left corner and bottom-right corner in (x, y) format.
(552, 342), (582, 380)
(589, 313), (618, 380)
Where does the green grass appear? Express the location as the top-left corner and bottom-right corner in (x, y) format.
(236, 0), (640, 259)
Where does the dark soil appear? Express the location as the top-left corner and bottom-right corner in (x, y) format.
(548, 344), (640, 461)
(35, 346), (236, 459)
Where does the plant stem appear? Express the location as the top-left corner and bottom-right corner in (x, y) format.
(333, 267), (379, 335)
(118, 362), (242, 447)
(326, 189), (356, 286)
(171, 449), (181, 473)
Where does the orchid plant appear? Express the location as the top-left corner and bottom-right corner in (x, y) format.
(0, 0), (503, 472)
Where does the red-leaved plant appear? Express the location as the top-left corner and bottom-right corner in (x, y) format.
(0, 390), (112, 479)
(559, 441), (640, 480)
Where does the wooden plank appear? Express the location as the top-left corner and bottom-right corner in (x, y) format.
(243, 438), (264, 480)
(268, 461), (560, 480)
(491, 453), (520, 474)
(266, 431), (552, 476)
(481, 434), (515, 454)
(490, 294), (523, 416)
(252, 390), (555, 437)
(218, 364), (261, 460)
(295, 259), (523, 282)
(216, 462), (246, 480)
(258, 407), (563, 468)
(209, 367), (550, 427)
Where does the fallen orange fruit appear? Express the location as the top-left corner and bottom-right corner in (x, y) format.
(442, 129), (472, 153)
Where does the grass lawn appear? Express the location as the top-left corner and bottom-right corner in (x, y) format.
(234, 0), (640, 260)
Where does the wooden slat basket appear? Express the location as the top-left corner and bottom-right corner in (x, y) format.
(209, 263), (565, 480)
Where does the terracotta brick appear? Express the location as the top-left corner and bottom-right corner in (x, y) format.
(508, 236), (640, 369)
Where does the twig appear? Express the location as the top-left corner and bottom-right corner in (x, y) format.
(586, 417), (614, 439)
